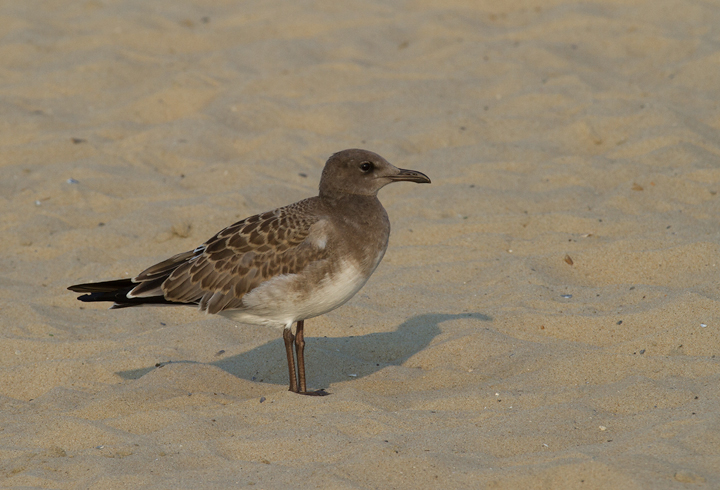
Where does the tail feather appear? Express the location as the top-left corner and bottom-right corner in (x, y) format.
(68, 278), (196, 308)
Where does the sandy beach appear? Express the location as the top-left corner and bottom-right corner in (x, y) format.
(1, 0), (719, 488)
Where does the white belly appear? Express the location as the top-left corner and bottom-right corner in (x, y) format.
(218, 259), (372, 328)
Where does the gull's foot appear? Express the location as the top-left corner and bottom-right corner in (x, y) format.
(299, 389), (330, 396)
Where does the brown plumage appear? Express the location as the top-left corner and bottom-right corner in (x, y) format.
(69, 149), (431, 395)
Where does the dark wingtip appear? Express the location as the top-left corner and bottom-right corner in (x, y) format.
(69, 280), (197, 308)
(68, 279), (135, 294)
(76, 292), (103, 302)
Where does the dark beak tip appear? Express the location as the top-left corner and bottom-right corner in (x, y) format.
(393, 168), (431, 184)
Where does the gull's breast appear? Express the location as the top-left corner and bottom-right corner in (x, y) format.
(219, 259), (372, 327)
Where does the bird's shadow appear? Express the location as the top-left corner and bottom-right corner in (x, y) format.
(118, 312), (491, 389)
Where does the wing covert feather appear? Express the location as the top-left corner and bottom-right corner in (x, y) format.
(156, 199), (329, 313)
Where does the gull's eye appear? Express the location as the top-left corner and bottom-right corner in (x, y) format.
(359, 161), (373, 173)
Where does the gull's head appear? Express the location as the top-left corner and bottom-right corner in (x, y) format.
(319, 149), (431, 198)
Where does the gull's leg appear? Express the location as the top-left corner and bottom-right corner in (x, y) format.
(283, 326), (298, 393)
(295, 320), (307, 393)
(294, 320), (330, 396)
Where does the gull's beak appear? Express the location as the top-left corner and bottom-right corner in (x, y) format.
(387, 168), (431, 184)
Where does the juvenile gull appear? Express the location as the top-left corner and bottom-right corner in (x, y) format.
(68, 149), (431, 395)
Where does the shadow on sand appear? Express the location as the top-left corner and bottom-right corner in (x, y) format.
(118, 312), (491, 389)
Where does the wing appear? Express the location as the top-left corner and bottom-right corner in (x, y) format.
(129, 198), (329, 314)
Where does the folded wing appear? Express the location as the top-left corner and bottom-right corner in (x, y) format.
(69, 199), (329, 312)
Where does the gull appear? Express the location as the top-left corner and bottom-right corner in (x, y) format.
(68, 149), (431, 395)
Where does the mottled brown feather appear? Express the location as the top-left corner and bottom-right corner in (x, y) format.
(134, 250), (198, 281)
(127, 199), (330, 314)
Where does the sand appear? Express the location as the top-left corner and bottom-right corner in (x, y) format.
(1, 0), (719, 488)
